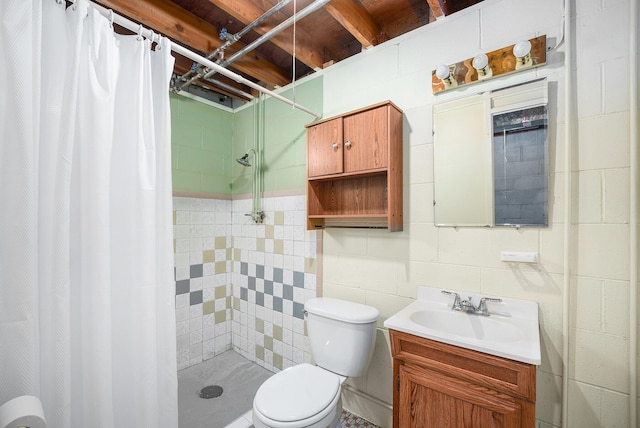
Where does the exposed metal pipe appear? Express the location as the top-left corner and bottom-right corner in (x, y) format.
(89, 1), (322, 119)
(202, 0), (331, 82)
(202, 78), (254, 100)
(174, 0), (293, 93)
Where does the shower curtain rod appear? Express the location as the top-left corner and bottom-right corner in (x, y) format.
(89, 1), (322, 120)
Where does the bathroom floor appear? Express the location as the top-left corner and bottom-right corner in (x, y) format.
(178, 350), (380, 428)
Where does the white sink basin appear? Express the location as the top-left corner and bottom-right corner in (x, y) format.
(384, 286), (541, 365)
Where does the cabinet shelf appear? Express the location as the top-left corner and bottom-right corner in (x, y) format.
(307, 168), (387, 182)
(305, 101), (403, 231)
(308, 214), (388, 218)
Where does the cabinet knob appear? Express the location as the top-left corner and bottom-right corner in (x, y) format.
(344, 140), (352, 149)
(332, 142), (339, 150)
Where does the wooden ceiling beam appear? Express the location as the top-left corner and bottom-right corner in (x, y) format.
(95, 0), (291, 87)
(425, 0), (446, 18)
(206, 0), (326, 70)
(324, 0), (386, 48)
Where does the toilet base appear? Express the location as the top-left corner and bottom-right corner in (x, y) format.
(253, 396), (342, 428)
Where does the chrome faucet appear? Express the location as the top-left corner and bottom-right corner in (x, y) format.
(441, 290), (502, 316)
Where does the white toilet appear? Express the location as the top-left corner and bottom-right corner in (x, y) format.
(252, 297), (379, 428)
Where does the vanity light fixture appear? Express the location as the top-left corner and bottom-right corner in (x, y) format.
(471, 53), (492, 80)
(513, 40), (533, 70)
(431, 35), (546, 94)
(435, 64), (457, 88)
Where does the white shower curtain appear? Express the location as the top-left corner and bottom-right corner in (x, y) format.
(0, 1), (178, 427)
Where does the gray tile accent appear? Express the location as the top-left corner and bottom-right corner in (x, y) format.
(190, 290), (203, 305)
(293, 271), (304, 288)
(256, 264), (264, 279)
(264, 280), (273, 295)
(176, 279), (190, 295)
(248, 276), (256, 290)
(241, 262), (248, 275)
(273, 296), (283, 312)
(273, 267), (283, 283)
(293, 302), (305, 319)
(240, 287), (248, 301)
(256, 292), (264, 307)
(190, 264), (203, 278)
(283, 284), (293, 301)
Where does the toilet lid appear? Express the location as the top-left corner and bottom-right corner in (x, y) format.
(254, 363), (340, 423)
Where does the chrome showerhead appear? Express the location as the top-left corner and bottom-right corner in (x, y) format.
(236, 149), (256, 167)
(236, 153), (251, 167)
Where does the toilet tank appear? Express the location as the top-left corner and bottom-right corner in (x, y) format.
(304, 297), (379, 377)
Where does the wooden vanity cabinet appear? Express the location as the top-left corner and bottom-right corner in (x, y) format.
(389, 329), (536, 428)
(305, 101), (403, 231)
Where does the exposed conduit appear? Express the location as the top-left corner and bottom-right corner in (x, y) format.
(629, 0), (638, 424)
(561, 0), (573, 425)
(202, 0), (331, 83)
(89, 1), (322, 119)
(174, 0), (293, 93)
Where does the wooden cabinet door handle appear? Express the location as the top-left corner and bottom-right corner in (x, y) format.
(332, 142), (339, 150)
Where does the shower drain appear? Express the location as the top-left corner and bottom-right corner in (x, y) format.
(199, 385), (223, 399)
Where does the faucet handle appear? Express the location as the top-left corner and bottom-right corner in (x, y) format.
(478, 297), (502, 316)
(441, 290), (462, 310)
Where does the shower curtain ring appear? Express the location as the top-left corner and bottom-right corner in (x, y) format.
(108, 10), (114, 28)
(137, 24), (143, 41)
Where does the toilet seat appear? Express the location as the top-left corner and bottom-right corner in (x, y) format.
(253, 363), (342, 427)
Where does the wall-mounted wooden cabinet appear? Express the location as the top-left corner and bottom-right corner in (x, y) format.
(389, 329), (537, 428)
(306, 101), (403, 231)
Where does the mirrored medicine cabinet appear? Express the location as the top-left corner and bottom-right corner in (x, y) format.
(433, 78), (549, 227)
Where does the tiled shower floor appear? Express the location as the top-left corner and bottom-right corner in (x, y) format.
(178, 350), (380, 428)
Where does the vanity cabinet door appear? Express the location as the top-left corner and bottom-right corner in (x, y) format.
(390, 329), (536, 428)
(399, 364), (523, 428)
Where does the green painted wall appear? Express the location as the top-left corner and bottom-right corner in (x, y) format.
(171, 77), (322, 195)
(171, 94), (234, 194)
(232, 77), (323, 195)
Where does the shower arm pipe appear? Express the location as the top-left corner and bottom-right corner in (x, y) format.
(202, 0), (330, 82)
(254, 99), (262, 218)
(88, 1), (322, 120)
(174, 0), (293, 93)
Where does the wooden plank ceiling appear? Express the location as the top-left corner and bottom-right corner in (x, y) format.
(95, 0), (483, 105)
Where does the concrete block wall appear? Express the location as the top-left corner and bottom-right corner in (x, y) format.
(316, 0), (637, 426)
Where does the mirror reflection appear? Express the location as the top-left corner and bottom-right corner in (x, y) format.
(493, 106), (548, 226)
(433, 79), (549, 227)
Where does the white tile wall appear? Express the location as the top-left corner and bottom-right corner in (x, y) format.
(173, 197), (232, 370)
(230, 194), (318, 372)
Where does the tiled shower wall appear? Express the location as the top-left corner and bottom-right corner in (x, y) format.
(173, 194), (318, 372)
(173, 197), (233, 370)
(231, 195), (318, 372)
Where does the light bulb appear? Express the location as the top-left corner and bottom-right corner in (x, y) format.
(435, 64), (451, 80)
(435, 64), (457, 88)
(513, 40), (532, 58)
(513, 40), (532, 70)
(472, 54), (492, 79)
